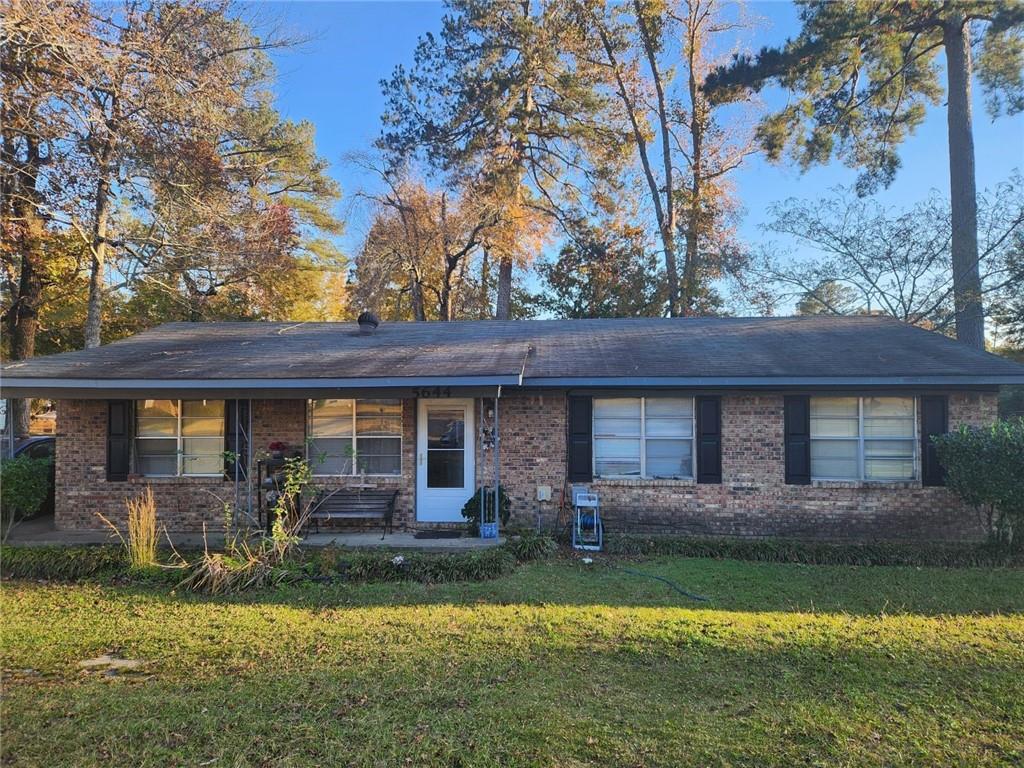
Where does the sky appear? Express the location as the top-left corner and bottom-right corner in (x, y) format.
(263, 0), (1024, 310)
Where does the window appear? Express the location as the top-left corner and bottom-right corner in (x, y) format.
(308, 399), (401, 476)
(135, 399), (224, 477)
(593, 397), (694, 479)
(810, 396), (916, 481)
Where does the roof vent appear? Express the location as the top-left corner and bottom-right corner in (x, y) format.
(357, 311), (380, 334)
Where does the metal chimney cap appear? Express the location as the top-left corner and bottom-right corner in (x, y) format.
(357, 311), (380, 333)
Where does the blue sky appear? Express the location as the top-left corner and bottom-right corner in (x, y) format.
(264, 1), (1024, 307)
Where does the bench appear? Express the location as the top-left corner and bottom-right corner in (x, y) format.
(308, 488), (398, 539)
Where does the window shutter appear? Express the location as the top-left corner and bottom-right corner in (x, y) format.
(567, 396), (593, 482)
(784, 395), (811, 485)
(224, 400), (250, 479)
(921, 395), (948, 487)
(107, 400), (132, 481)
(695, 396), (722, 484)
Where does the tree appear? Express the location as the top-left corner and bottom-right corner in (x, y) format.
(795, 280), (861, 316)
(380, 0), (626, 319)
(535, 224), (665, 318)
(707, 1), (1024, 347)
(350, 159), (498, 322)
(754, 177), (1024, 332)
(585, 0), (759, 317)
(1, 0), (345, 364)
(1, 0), (90, 435)
(118, 107), (346, 323)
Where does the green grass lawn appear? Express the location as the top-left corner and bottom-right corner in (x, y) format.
(3, 557), (1023, 767)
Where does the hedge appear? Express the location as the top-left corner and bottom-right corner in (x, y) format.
(0, 538), (551, 586)
(2, 545), (127, 580)
(602, 534), (1024, 568)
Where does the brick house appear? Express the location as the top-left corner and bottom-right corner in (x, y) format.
(3, 316), (1022, 540)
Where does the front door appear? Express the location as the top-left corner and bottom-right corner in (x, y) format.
(416, 399), (475, 522)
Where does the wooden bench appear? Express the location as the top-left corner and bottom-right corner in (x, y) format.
(308, 488), (397, 539)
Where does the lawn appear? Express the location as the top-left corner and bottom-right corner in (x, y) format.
(3, 556), (1023, 767)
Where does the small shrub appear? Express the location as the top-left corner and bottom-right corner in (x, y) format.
(461, 486), (512, 535)
(178, 544), (293, 594)
(313, 546), (517, 584)
(507, 532), (558, 562)
(934, 419), (1024, 548)
(602, 535), (1023, 568)
(1, 546), (126, 580)
(0, 456), (51, 539)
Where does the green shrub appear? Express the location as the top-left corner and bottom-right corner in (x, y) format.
(602, 535), (1022, 568)
(312, 546), (517, 584)
(1, 456), (51, 536)
(507, 532), (558, 562)
(934, 419), (1024, 548)
(461, 486), (512, 535)
(1, 546), (127, 580)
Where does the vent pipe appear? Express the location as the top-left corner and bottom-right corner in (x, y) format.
(357, 311), (380, 334)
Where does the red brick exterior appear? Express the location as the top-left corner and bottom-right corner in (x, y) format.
(54, 390), (997, 541)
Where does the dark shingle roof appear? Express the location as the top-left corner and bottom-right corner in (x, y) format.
(2, 317), (1022, 394)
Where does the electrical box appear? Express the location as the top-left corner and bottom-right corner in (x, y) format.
(536, 485), (552, 502)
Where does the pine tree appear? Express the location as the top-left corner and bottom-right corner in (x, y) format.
(707, 0), (1024, 347)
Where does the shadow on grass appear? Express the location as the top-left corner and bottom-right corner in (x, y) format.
(101, 556), (1024, 617)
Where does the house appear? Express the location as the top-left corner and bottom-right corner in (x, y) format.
(2, 315), (1023, 541)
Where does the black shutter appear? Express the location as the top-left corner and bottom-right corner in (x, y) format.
(696, 396), (722, 484)
(567, 396), (593, 482)
(224, 399), (250, 479)
(921, 395), (948, 487)
(107, 400), (132, 481)
(784, 395), (811, 485)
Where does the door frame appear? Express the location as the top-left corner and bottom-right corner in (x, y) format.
(416, 398), (475, 523)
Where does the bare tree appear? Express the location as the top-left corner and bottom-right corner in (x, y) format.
(754, 177), (1024, 332)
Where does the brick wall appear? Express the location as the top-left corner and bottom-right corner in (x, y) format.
(567, 392), (997, 541)
(55, 398), (415, 532)
(55, 391), (998, 541)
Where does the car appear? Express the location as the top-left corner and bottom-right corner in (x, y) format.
(11, 435), (55, 517)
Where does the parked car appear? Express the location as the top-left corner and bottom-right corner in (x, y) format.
(11, 436), (55, 517)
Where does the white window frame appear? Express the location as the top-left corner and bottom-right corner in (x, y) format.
(306, 399), (403, 477)
(810, 396), (919, 482)
(135, 399), (225, 478)
(592, 396), (696, 480)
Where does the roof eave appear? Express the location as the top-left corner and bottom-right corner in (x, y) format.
(522, 375), (1022, 387)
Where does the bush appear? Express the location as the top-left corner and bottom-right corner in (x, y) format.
(934, 419), (1024, 548)
(1, 456), (51, 537)
(461, 486), (512, 535)
(506, 532), (558, 563)
(309, 545), (517, 584)
(1, 546), (127, 580)
(602, 535), (1023, 568)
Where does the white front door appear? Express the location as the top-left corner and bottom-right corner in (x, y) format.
(416, 399), (475, 522)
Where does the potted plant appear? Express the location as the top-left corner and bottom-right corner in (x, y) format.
(268, 441), (288, 460)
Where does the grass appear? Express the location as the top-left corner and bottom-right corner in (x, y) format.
(3, 556), (1023, 767)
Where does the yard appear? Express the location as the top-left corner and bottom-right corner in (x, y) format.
(3, 556), (1023, 767)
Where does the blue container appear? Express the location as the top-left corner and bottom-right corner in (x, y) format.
(480, 522), (499, 539)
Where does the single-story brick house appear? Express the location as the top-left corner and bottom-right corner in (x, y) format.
(3, 315), (1023, 540)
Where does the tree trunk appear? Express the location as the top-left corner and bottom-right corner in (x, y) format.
(409, 269), (426, 322)
(495, 256), (513, 319)
(5, 137), (45, 438)
(944, 14), (984, 349)
(635, 0), (679, 317)
(84, 165), (112, 349)
(479, 247), (491, 317)
(681, 10), (705, 317)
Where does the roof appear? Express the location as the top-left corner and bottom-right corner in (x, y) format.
(2, 316), (1023, 397)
